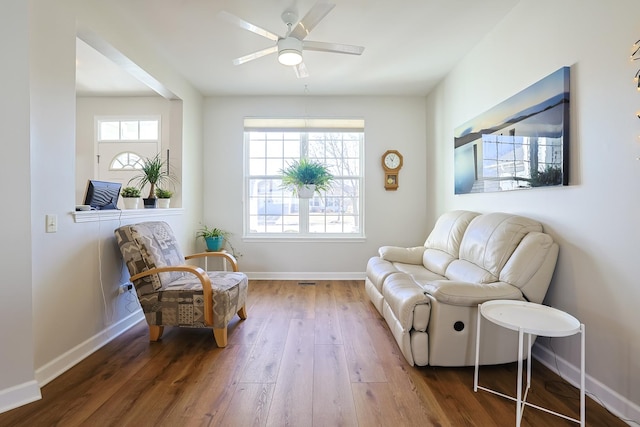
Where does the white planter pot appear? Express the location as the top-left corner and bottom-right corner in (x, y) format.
(157, 198), (171, 208)
(123, 197), (140, 209)
(297, 184), (316, 199)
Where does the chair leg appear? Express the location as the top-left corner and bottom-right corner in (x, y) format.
(213, 327), (228, 347)
(238, 305), (248, 320)
(149, 325), (164, 341)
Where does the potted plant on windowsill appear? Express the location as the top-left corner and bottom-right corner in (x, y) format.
(128, 153), (176, 208)
(279, 158), (334, 198)
(155, 188), (173, 208)
(121, 186), (141, 209)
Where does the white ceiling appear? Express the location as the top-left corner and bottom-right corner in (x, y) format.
(76, 0), (520, 97)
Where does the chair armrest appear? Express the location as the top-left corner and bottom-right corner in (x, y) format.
(422, 280), (523, 307)
(130, 265), (215, 325)
(185, 251), (239, 272)
(379, 246), (425, 264)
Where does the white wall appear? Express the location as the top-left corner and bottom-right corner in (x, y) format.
(426, 0), (640, 420)
(204, 96), (428, 277)
(0, 0), (204, 413)
(0, 0), (40, 412)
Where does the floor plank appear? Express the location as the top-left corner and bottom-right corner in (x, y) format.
(0, 280), (629, 427)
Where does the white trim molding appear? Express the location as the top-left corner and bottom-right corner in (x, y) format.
(0, 380), (41, 415)
(246, 272), (366, 281)
(35, 310), (144, 387)
(533, 342), (640, 425)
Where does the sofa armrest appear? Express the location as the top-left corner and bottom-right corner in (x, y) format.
(379, 246), (425, 264)
(422, 280), (523, 307)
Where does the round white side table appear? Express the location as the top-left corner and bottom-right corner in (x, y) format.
(474, 300), (585, 426)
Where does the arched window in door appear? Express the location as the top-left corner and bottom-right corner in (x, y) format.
(110, 152), (144, 170)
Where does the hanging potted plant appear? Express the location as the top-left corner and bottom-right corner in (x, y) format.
(196, 225), (230, 252)
(121, 186), (141, 209)
(128, 153), (176, 208)
(155, 188), (173, 208)
(279, 158), (334, 198)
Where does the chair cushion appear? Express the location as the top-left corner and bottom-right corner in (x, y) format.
(116, 222), (187, 291)
(139, 271), (248, 329)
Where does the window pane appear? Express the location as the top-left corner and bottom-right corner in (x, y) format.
(120, 121), (139, 140)
(100, 121), (119, 140)
(139, 120), (159, 140)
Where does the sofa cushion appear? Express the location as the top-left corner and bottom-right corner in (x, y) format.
(420, 280), (523, 306)
(395, 263), (446, 282)
(423, 210), (479, 275)
(452, 213), (542, 281)
(500, 232), (558, 303)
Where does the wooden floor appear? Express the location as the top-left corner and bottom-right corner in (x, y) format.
(0, 280), (626, 427)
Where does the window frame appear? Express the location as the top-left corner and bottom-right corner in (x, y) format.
(95, 115), (161, 143)
(243, 118), (365, 241)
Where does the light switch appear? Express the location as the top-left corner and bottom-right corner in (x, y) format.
(46, 214), (57, 233)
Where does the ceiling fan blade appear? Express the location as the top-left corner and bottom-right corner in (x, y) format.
(294, 62), (309, 78)
(219, 11), (281, 41)
(303, 40), (365, 55)
(233, 46), (278, 65)
(288, 2), (335, 40)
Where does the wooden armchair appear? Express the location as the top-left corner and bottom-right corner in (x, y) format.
(114, 221), (248, 347)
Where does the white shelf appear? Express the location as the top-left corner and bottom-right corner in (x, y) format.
(71, 208), (184, 223)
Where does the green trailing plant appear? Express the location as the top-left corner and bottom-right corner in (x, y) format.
(279, 158), (334, 195)
(196, 225), (229, 239)
(121, 186), (141, 198)
(128, 153), (176, 199)
(155, 188), (173, 199)
(196, 225), (241, 257)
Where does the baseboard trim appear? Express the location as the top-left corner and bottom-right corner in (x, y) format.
(35, 310), (144, 387)
(0, 380), (41, 414)
(533, 342), (640, 425)
(246, 272), (366, 280)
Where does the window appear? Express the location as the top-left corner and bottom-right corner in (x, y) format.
(109, 151), (144, 170)
(97, 118), (159, 142)
(244, 118), (364, 238)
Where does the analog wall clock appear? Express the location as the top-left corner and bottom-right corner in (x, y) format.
(381, 150), (403, 190)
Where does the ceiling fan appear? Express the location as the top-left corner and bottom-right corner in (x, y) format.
(219, 1), (365, 78)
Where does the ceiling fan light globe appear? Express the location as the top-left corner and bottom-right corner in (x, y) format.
(278, 50), (303, 65)
(277, 37), (303, 65)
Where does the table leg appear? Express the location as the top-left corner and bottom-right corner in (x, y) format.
(580, 324), (585, 426)
(474, 304), (481, 392)
(516, 327), (524, 427)
(527, 332), (532, 393)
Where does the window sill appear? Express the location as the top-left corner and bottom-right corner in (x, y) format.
(72, 208), (184, 223)
(242, 235), (366, 243)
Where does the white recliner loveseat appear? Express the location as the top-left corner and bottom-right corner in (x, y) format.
(365, 210), (559, 367)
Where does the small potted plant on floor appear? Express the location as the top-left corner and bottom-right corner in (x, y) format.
(155, 188), (173, 208)
(280, 158), (334, 198)
(128, 153), (176, 208)
(197, 225), (230, 252)
(121, 186), (141, 209)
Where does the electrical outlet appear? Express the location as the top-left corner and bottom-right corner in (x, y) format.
(118, 283), (133, 294)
